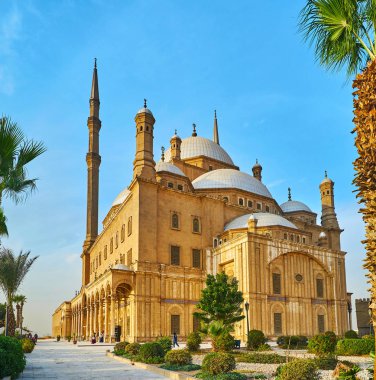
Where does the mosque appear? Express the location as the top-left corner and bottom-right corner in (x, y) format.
(52, 62), (350, 342)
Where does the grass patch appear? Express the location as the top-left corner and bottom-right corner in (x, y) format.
(237, 352), (286, 364)
(160, 363), (201, 371)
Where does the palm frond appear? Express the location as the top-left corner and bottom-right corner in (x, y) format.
(16, 139), (47, 169)
(299, 0), (374, 77)
(0, 207), (8, 237)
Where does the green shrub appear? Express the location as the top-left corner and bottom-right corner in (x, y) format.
(0, 336), (26, 379)
(21, 338), (35, 353)
(276, 335), (308, 349)
(160, 363), (201, 371)
(165, 349), (192, 365)
(196, 373), (246, 380)
(277, 359), (320, 380)
(114, 341), (129, 355)
(202, 352), (236, 375)
(336, 338), (374, 356)
(344, 330), (359, 339)
(237, 352), (286, 364)
(307, 333), (336, 356)
(361, 334), (374, 340)
(187, 331), (202, 351)
(247, 330), (266, 350)
(125, 342), (141, 355)
(313, 356), (338, 370)
(213, 333), (235, 352)
(139, 342), (164, 362)
(257, 343), (272, 351)
(156, 336), (172, 354)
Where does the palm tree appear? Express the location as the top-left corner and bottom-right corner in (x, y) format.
(0, 116), (46, 236)
(13, 294), (26, 335)
(299, 0), (376, 373)
(0, 248), (38, 336)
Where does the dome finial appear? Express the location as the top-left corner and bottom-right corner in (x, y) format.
(144, 98), (147, 108)
(174, 129), (177, 135)
(324, 170), (327, 178)
(256, 158), (258, 164)
(288, 187), (292, 201)
(192, 123), (197, 137)
(94, 57), (97, 69)
(161, 146), (165, 162)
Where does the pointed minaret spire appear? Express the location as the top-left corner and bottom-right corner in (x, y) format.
(90, 58), (99, 103)
(161, 146), (165, 162)
(192, 123), (197, 137)
(288, 187), (292, 201)
(213, 110), (220, 145)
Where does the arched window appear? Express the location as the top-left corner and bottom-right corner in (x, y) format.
(115, 232), (119, 248)
(192, 217), (200, 233)
(272, 272), (281, 295)
(110, 238), (113, 253)
(121, 224), (125, 242)
(171, 213), (179, 229)
(104, 245), (107, 260)
(316, 277), (324, 298)
(238, 198), (244, 206)
(128, 216), (132, 236)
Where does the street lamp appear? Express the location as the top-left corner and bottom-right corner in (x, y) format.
(244, 301), (250, 342)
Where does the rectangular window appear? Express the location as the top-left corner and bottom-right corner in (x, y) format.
(193, 315), (200, 332)
(238, 198), (244, 206)
(128, 216), (132, 236)
(274, 313), (282, 334)
(192, 249), (201, 268)
(265, 205), (270, 212)
(257, 202), (262, 210)
(177, 184), (183, 191)
(316, 278), (324, 298)
(104, 245), (108, 260)
(127, 249), (132, 266)
(272, 273), (281, 295)
(171, 246), (180, 265)
(171, 314), (180, 335)
(127, 316), (130, 336)
(168, 182), (174, 188)
(318, 315), (325, 333)
(247, 200), (253, 208)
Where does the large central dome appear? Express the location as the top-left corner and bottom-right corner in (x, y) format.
(192, 169), (273, 198)
(164, 136), (234, 165)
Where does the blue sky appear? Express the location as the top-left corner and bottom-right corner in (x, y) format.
(0, 0), (366, 335)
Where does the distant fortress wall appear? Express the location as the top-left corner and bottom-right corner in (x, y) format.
(355, 298), (373, 337)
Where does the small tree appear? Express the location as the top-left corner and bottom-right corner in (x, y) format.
(194, 272), (244, 350)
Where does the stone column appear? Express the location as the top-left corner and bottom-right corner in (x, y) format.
(122, 298), (126, 340)
(110, 295), (116, 342)
(86, 306), (89, 340)
(98, 298), (103, 335)
(104, 295), (109, 342)
(89, 303), (93, 338)
(93, 301), (98, 336)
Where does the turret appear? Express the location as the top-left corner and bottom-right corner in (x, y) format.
(170, 129), (182, 160)
(320, 171), (339, 229)
(133, 99), (156, 179)
(82, 59), (102, 285)
(252, 159), (262, 181)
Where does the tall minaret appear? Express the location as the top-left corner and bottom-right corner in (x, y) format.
(320, 171), (339, 229)
(133, 99), (156, 179)
(82, 59), (101, 284)
(213, 110), (220, 145)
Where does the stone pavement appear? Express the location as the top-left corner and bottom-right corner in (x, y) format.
(20, 339), (167, 379)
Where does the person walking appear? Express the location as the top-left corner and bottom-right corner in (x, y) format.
(173, 332), (179, 347)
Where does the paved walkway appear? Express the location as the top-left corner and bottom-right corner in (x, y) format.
(20, 340), (166, 379)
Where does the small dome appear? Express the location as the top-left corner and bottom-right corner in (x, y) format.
(112, 263), (131, 271)
(112, 188), (131, 207)
(155, 161), (186, 176)
(192, 169), (273, 198)
(280, 200), (312, 213)
(164, 136), (234, 165)
(321, 177), (333, 185)
(224, 213), (297, 231)
(137, 107), (153, 115)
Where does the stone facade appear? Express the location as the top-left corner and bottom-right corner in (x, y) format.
(356, 298), (373, 337)
(52, 63), (350, 342)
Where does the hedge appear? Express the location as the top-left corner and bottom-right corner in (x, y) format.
(202, 352), (236, 375)
(336, 338), (374, 356)
(0, 336), (26, 379)
(276, 359), (320, 380)
(276, 335), (308, 349)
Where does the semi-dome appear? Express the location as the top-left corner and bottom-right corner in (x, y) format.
(225, 213), (297, 231)
(164, 136), (234, 165)
(112, 188), (131, 207)
(155, 161), (186, 176)
(280, 200), (312, 213)
(192, 169), (273, 198)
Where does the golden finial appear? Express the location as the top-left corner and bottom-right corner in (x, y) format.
(288, 187), (292, 201)
(161, 146), (165, 162)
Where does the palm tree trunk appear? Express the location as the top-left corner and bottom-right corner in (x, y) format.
(352, 59), (376, 380)
(16, 303), (20, 328)
(20, 301), (24, 335)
